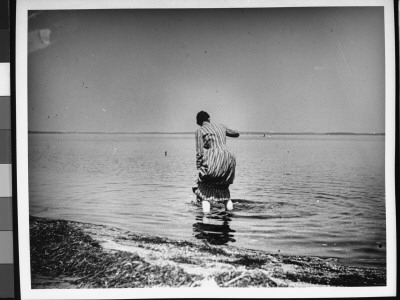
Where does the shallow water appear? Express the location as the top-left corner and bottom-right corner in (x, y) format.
(29, 133), (386, 268)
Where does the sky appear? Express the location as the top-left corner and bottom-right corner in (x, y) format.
(27, 7), (385, 133)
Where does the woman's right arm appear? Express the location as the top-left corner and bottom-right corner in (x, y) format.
(195, 129), (204, 169)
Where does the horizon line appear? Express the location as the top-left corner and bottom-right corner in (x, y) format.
(27, 130), (385, 136)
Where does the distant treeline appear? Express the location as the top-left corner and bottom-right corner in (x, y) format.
(325, 132), (385, 136)
(28, 131), (385, 136)
(28, 131), (194, 135)
(247, 132), (385, 136)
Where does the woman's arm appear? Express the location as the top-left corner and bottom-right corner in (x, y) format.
(195, 129), (204, 169)
(226, 127), (240, 138)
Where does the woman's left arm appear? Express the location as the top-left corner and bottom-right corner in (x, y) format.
(226, 127), (240, 138)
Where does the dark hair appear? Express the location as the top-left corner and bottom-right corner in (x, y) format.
(196, 111), (210, 126)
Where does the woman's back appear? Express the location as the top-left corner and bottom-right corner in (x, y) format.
(198, 122), (228, 149)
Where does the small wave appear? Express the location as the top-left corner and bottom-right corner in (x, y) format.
(233, 211), (316, 220)
(315, 195), (336, 200)
(232, 214), (283, 220)
(231, 199), (258, 204)
(355, 245), (386, 254)
(267, 201), (297, 208)
(231, 200), (299, 218)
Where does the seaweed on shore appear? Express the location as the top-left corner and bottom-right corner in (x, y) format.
(284, 266), (386, 286)
(30, 216), (202, 288)
(116, 233), (229, 256)
(230, 254), (271, 268)
(30, 216), (387, 288)
(215, 271), (279, 287)
(170, 255), (199, 265)
(279, 256), (386, 286)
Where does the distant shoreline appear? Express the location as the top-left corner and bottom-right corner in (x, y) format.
(28, 131), (385, 136)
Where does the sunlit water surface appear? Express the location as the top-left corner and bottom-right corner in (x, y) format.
(29, 133), (386, 268)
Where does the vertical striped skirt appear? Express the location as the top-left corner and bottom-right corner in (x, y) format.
(193, 148), (236, 203)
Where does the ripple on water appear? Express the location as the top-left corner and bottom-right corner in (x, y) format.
(29, 134), (386, 268)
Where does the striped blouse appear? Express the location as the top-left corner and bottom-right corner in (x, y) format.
(195, 122), (239, 169)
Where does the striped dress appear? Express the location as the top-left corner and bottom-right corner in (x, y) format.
(193, 122), (238, 203)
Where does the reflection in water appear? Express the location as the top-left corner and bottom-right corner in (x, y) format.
(192, 207), (236, 245)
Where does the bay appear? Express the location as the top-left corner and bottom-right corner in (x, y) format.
(28, 133), (386, 268)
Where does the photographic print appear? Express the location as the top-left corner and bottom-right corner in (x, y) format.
(16, 0), (396, 299)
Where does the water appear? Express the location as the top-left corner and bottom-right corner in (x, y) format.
(28, 133), (386, 268)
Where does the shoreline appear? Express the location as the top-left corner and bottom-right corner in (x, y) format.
(30, 216), (386, 288)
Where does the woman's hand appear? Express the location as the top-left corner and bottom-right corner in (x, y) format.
(226, 128), (240, 138)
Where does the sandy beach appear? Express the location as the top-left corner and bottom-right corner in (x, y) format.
(29, 216), (386, 288)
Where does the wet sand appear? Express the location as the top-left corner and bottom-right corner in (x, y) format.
(30, 216), (386, 288)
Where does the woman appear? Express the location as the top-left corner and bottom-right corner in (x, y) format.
(192, 111), (240, 213)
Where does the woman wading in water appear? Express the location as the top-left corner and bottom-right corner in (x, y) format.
(192, 111), (240, 213)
